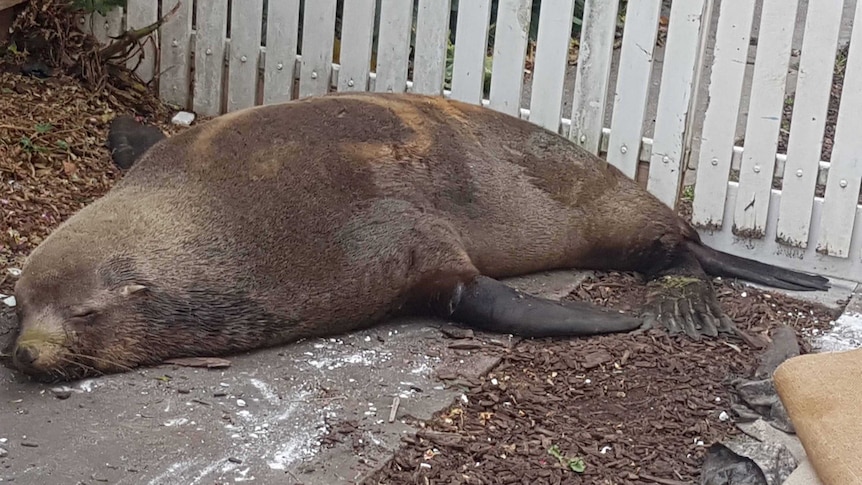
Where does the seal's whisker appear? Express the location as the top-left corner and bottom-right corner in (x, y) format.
(63, 352), (134, 372)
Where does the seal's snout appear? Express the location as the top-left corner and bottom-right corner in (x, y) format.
(13, 343), (39, 367)
(10, 332), (66, 377)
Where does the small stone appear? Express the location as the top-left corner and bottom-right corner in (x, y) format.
(171, 111), (196, 127)
(21, 442), (38, 447)
(177, 388), (191, 394)
(719, 411), (730, 421)
(2, 295), (16, 307)
(51, 387), (72, 400)
(236, 399), (246, 407)
(228, 457), (242, 464)
(0, 447), (7, 458)
(213, 391), (227, 397)
(6, 268), (21, 278)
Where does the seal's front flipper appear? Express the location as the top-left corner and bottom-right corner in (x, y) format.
(639, 275), (736, 340)
(444, 275), (642, 337)
(107, 115), (167, 170)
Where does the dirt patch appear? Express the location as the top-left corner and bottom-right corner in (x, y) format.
(364, 272), (839, 484)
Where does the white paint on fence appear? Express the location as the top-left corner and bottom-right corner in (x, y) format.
(605, 0), (662, 179)
(450, 0), (493, 104)
(262, 0), (300, 104)
(125, 1), (157, 84)
(227, 0), (263, 112)
(691, 0), (757, 228)
(158, 0), (193, 109)
(412, 0), (452, 95)
(646, 0), (706, 207)
(298, 0), (337, 98)
(731, 0), (799, 237)
(487, 0), (532, 116)
(568, 0), (620, 155)
(526, 0), (575, 131)
(698, 183), (862, 285)
(373, 0), (414, 93)
(338, 0), (377, 92)
(775, 0), (844, 248)
(193, 0), (229, 116)
(817, 1), (862, 259)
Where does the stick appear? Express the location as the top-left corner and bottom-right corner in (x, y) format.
(388, 396), (400, 423)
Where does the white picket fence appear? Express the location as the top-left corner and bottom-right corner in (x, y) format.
(84, 0), (862, 284)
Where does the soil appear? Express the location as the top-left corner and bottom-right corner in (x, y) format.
(364, 273), (839, 484)
(0, 7), (848, 484)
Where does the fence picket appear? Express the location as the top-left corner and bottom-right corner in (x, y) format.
(227, 0), (263, 112)
(412, 0), (452, 95)
(262, 0), (300, 104)
(125, 0), (158, 84)
(373, 0), (414, 93)
(338, 0), (377, 92)
(646, 0), (706, 208)
(449, 0), (492, 103)
(298, 0), (337, 98)
(526, 0), (575, 131)
(605, 0), (662, 179)
(775, 0), (843, 248)
(690, 0), (756, 229)
(568, 0), (620, 154)
(487, 0), (532, 116)
(817, 2), (862, 259)
(193, 0), (229, 116)
(158, 0), (193, 109)
(731, 0), (799, 238)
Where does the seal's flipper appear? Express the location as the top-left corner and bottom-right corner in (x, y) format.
(639, 275), (736, 340)
(107, 115), (167, 170)
(685, 240), (830, 291)
(445, 275), (642, 337)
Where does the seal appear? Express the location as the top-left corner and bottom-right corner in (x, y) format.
(8, 92), (829, 381)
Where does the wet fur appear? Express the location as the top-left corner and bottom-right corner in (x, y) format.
(11, 92), (827, 378)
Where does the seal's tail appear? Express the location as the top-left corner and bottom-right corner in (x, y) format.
(685, 240), (831, 292)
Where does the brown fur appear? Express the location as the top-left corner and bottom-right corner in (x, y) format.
(5, 93), (783, 380)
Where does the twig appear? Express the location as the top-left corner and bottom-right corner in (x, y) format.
(389, 396), (400, 423)
(98, 1), (182, 60)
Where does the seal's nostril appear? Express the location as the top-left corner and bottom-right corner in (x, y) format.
(14, 345), (39, 366)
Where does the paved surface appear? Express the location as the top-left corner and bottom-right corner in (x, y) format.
(0, 271), (590, 485)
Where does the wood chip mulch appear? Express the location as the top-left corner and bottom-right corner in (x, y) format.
(364, 272), (840, 484)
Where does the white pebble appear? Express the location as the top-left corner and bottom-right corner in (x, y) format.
(420, 463), (431, 469)
(719, 411), (730, 421)
(236, 399), (246, 407)
(6, 268), (21, 277)
(715, 397), (721, 403)
(741, 292), (748, 298)
(2, 295), (16, 307)
(171, 111), (196, 127)
(491, 378), (499, 386)
(600, 445), (612, 454)
(584, 379), (592, 384)
(460, 394), (469, 404)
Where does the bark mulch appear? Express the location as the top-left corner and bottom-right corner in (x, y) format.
(364, 272), (840, 484)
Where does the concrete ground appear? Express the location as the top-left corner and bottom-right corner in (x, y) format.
(0, 268), (857, 485)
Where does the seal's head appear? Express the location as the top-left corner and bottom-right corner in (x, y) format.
(9, 237), (158, 382)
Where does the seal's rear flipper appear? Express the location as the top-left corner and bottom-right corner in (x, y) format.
(446, 275), (641, 337)
(686, 240), (830, 291)
(107, 115), (167, 171)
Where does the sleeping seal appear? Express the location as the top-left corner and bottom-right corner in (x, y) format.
(7, 92), (828, 381)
